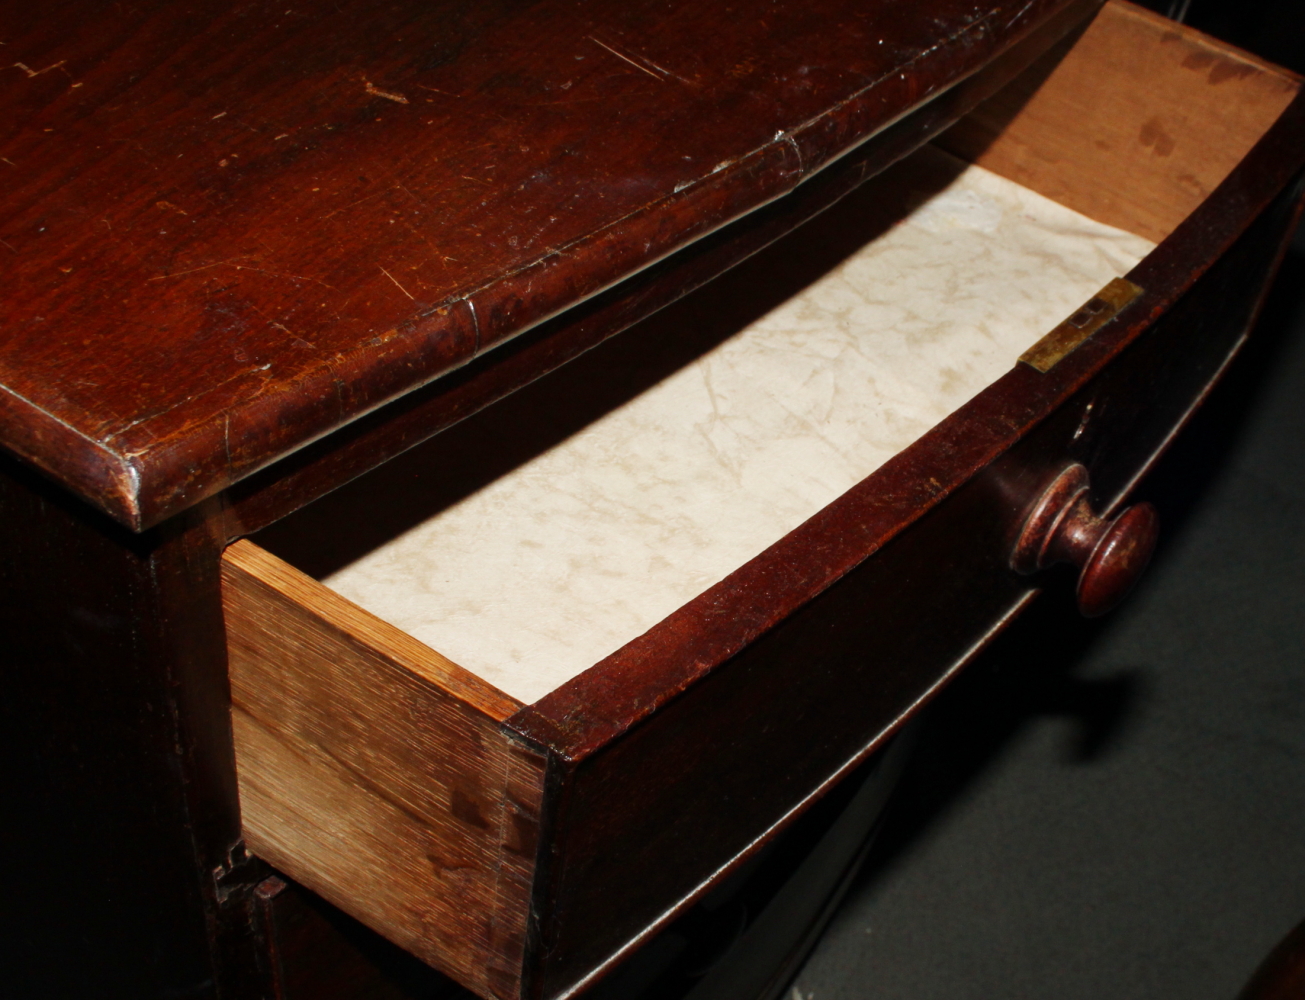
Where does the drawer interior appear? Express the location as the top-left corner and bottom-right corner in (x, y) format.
(256, 143), (1153, 703)
(224, 2), (1300, 995)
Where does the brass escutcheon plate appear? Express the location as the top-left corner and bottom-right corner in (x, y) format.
(1020, 277), (1144, 373)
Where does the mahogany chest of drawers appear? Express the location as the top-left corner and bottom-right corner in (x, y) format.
(1, 1), (1301, 997)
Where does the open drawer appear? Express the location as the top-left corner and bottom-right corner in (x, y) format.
(221, 5), (1304, 999)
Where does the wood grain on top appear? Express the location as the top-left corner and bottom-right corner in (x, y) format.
(0, 0), (1084, 529)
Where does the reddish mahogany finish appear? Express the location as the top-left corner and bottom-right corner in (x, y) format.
(0, 457), (274, 998)
(0, 0), (1082, 531)
(225, 0), (1099, 536)
(1013, 464), (1160, 617)
(2, 2), (1303, 997)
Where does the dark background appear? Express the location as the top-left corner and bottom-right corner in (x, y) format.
(791, 1), (1305, 997)
(1144, 0), (1305, 78)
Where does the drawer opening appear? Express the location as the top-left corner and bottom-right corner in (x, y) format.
(222, 3), (1300, 996)
(249, 138), (1155, 705)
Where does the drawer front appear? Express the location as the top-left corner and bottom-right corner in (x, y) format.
(511, 174), (1305, 999)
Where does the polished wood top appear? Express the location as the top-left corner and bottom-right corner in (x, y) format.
(1, 0), (1079, 529)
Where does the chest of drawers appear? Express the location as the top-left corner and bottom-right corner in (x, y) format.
(1, 1), (1301, 997)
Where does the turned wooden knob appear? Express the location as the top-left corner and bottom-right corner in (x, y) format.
(1012, 464), (1158, 618)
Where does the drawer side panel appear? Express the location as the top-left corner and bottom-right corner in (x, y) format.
(938, 1), (1300, 243)
(223, 541), (545, 1000)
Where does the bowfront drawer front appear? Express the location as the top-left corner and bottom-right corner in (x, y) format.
(223, 5), (1304, 999)
(502, 170), (1305, 999)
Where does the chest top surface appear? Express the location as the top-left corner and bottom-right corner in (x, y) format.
(1, 0), (1079, 528)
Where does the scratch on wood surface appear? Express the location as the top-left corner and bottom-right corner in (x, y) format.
(1003, 0), (1038, 30)
(587, 37), (665, 81)
(320, 185), (394, 220)
(211, 111), (227, 120)
(628, 46), (691, 85)
(156, 200), (190, 216)
(416, 84), (463, 99)
(379, 265), (415, 300)
(249, 300), (294, 335)
(0, 238), (16, 254)
(148, 255), (332, 287)
(466, 297), (481, 353)
(394, 182), (443, 238)
(148, 255), (260, 280)
(395, 183), (429, 211)
(780, 133), (804, 174)
(232, 264), (330, 286)
(12, 59), (66, 78)
(364, 79), (409, 104)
